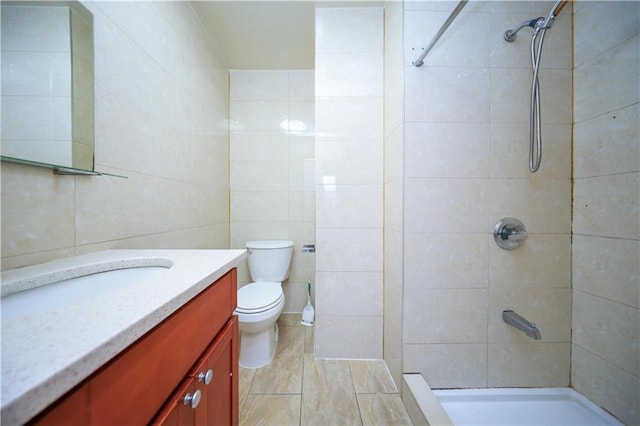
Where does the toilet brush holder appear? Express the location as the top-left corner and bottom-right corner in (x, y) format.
(301, 280), (315, 326)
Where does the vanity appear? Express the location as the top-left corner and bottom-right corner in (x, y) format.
(0, 249), (246, 425)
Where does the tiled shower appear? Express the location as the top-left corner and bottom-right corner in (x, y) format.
(1, 1), (638, 424)
(400, 0), (573, 391)
(399, 3), (638, 424)
(315, 2), (638, 424)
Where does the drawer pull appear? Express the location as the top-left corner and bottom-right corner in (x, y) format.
(197, 369), (213, 385)
(183, 390), (201, 409)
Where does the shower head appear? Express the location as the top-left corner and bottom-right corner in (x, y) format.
(503, 18), (543, 42)
(504, 0), (569, 42)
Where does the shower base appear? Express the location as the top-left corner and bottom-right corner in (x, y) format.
(402, 374), (622, 425)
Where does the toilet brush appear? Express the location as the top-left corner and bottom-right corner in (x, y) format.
(301, 280), (315, 326)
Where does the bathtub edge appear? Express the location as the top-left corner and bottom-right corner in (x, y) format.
(402, 374), (454, 426)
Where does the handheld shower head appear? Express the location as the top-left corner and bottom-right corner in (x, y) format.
(503, 18), (543, 42)
(503, 0), (568, 173)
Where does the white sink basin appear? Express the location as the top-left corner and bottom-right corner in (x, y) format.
(2, 263), (171, 319)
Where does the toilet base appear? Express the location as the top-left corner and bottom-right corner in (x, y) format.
(239, 322), (279, 369)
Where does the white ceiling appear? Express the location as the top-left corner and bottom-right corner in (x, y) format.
(190, 1), (383, 70)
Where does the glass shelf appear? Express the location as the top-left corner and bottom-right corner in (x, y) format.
(1, 156), (127, 178)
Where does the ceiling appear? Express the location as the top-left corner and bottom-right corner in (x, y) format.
(190, 1), (382, 70)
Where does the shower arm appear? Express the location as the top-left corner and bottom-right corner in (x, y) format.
(504, 18), (543, 41)
(504, 0), (569, 41)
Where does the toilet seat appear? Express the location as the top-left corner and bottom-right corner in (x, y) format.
(236, 282), (284, 314)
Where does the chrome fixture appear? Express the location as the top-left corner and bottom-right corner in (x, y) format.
(412, 0), (468, 67)
(503, 18), (544, 42)
(302, 244), (315, 253)
(503, 310), (542, 340)
(503, 0), (569, 172)
(494, 218), (528, 250)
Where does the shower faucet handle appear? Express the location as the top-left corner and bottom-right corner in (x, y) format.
(494, 218), (528, 250)
(501, 226), (528, 241)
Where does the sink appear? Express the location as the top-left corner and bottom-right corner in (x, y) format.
(1, 261), (172, 319)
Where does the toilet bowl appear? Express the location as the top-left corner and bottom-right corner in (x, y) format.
(236, 281), (285, 368)
(234, 240), (293, 369)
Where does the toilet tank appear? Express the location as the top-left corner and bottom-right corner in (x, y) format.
(246, 240), (294, 282)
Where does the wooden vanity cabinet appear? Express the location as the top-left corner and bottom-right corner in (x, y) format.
(153, 379), (197, 426)
(31, 269), (238, 426)
(153, 317), (239, 426)
(32, 384), (90, 425)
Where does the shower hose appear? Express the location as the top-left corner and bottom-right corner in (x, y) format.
(529, 27), (548, 172)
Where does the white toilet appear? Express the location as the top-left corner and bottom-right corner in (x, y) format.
(235, 240), (293, 369)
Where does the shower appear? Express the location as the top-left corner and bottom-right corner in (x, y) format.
(504, 0), (569, 172)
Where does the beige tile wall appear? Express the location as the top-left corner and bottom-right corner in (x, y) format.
(384, 0), (405, 389)
(402, 0), (572, 388)
(229, 70), (315, 313)
(572, 2), (640, 424)
(1, 1), (230, 270)
(314, 7), (384, 359)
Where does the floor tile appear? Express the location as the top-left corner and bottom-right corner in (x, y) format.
(349, 360), (398, 393)
(357, 394), (414, 426)
(239, 366), (255, 410)
(279, 313), (302, 327)
(301, 354), (362, 425)
(238, 322), (413, 425)
(240, 394), (301, 426)
(304, 325), (314, 354)
(250, 325), (304, 394)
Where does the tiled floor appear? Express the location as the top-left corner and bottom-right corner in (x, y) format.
(239, 315), (413, 426)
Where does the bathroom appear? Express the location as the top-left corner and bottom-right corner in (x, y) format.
(1, 1), (638, 425)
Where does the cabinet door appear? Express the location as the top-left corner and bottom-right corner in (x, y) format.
(152, 379), (199, 426)
(191, 317), (239, 426)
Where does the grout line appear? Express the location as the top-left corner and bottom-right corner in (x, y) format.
(346, 360), (366, 425)
(299, 350), (306, 426)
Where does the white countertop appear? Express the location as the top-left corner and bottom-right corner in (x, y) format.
(0, 249), (247, 425)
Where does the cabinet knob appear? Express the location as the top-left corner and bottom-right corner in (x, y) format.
(183, 389), (201, 409)
(197, 369), (213, 385)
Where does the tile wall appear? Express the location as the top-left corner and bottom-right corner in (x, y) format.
(571, 2), (640, 424)
(384, 0), (405, 388)
(229, 70), (316, 312)
(314, 8), (385, 359)
(402, 1), (572, 388)
(1, 1), (230, 270)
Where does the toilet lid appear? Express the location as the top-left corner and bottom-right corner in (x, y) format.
(236, 282), (283, 314)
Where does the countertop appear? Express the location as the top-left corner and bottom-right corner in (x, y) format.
(0, 249), (247, 425)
